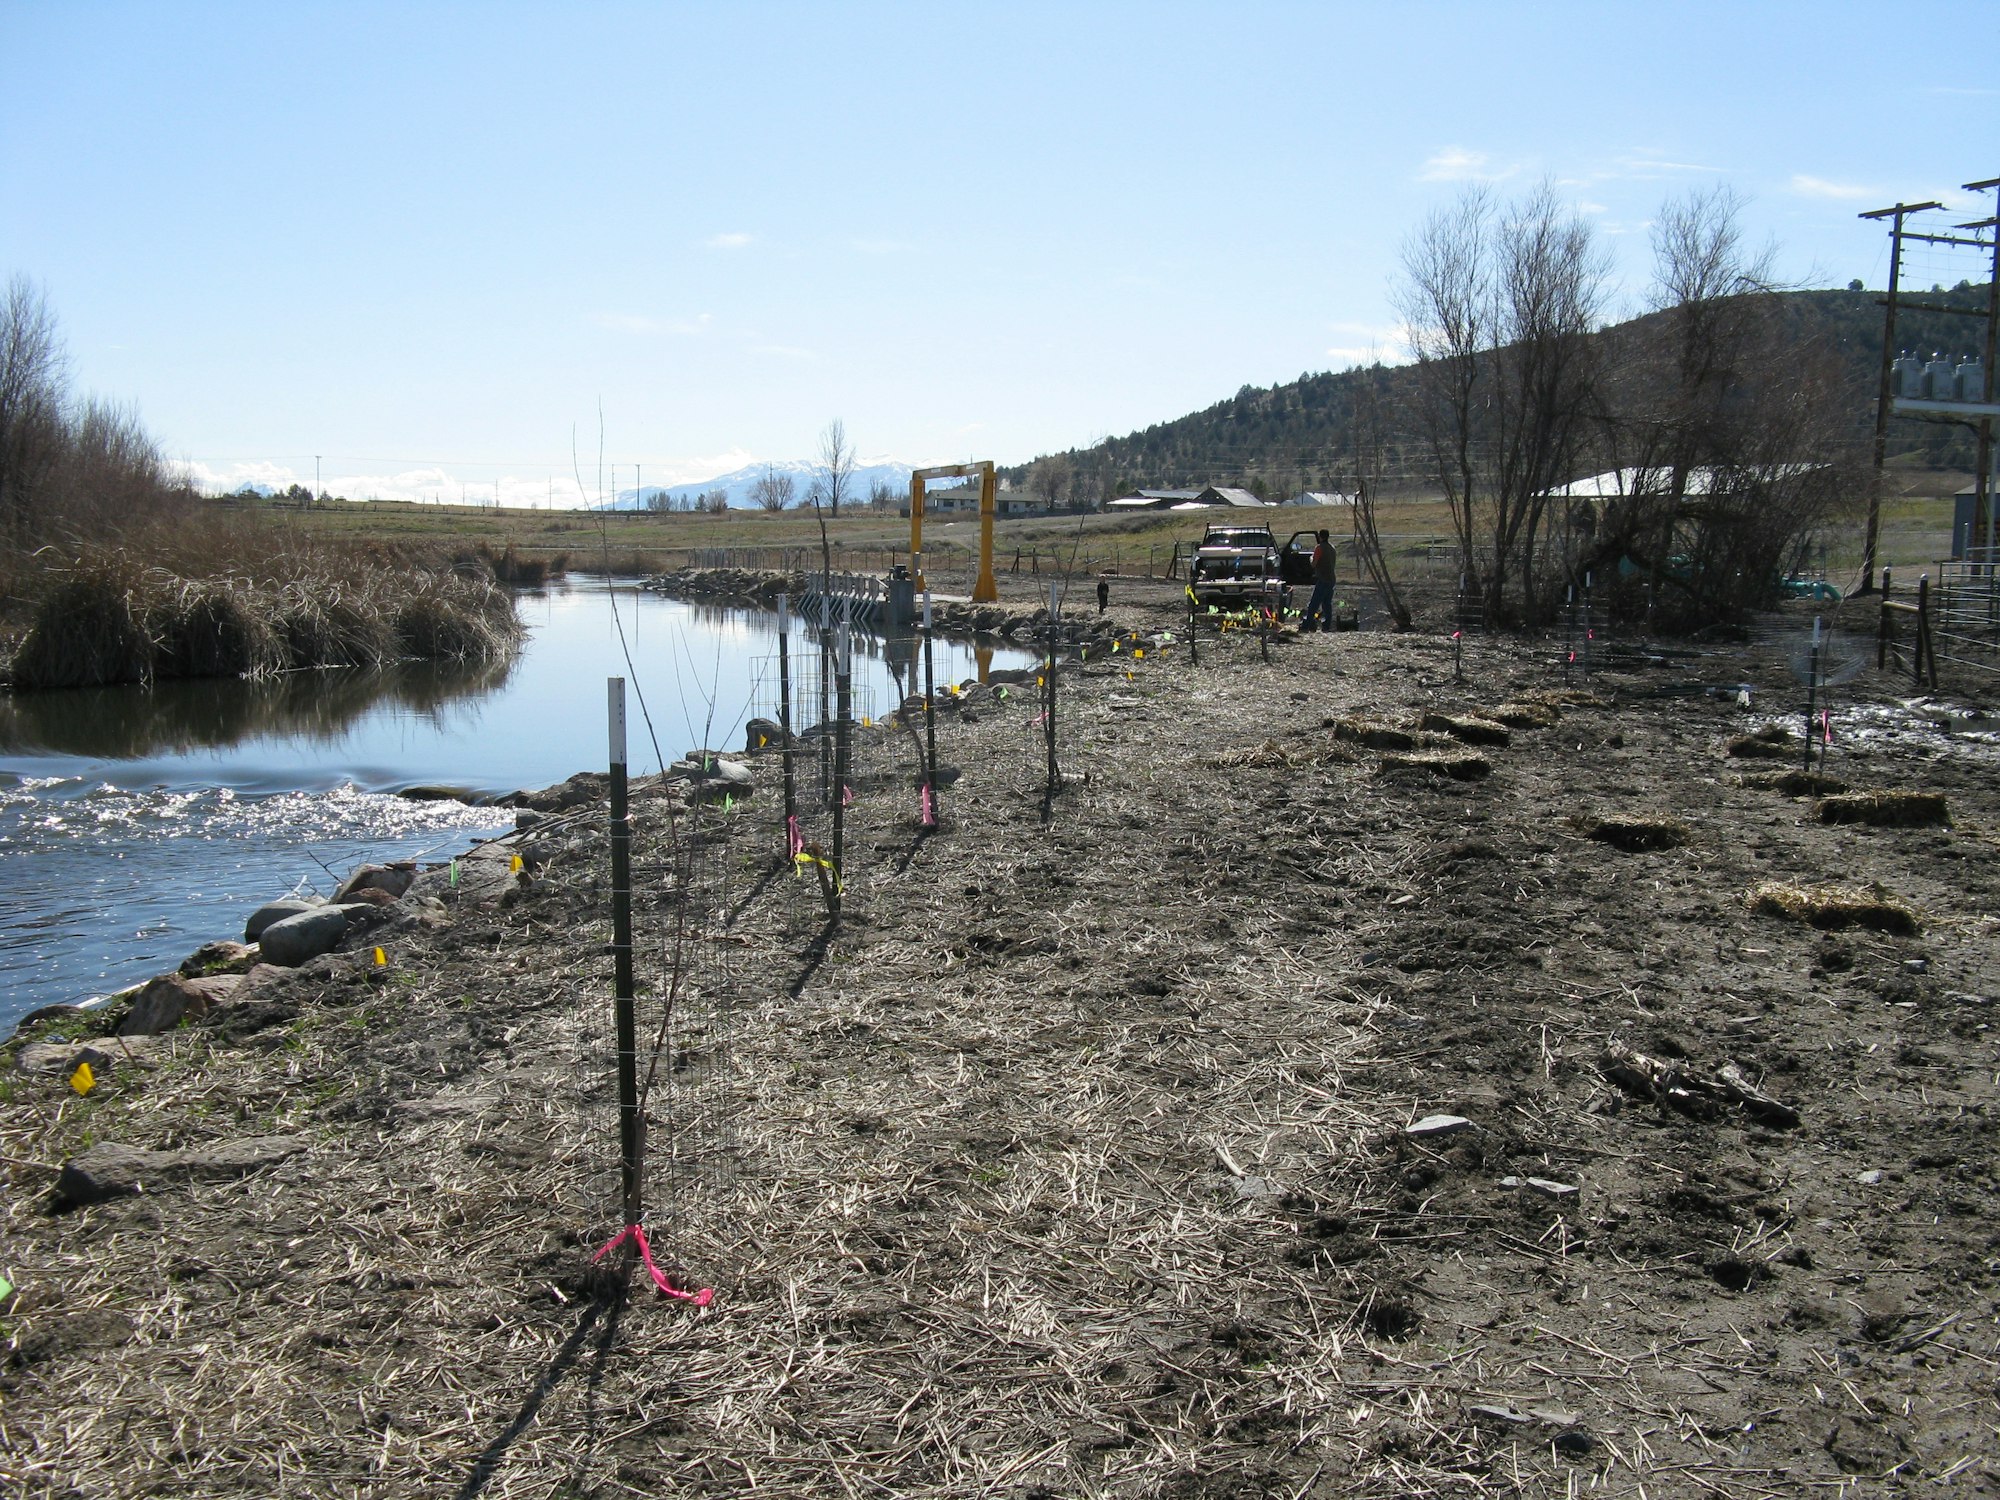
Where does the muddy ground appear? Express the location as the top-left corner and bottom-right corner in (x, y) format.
(4, 575), (1999, 1498)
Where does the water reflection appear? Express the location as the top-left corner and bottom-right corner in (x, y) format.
(0, 656), (517, 761)
(0, 578), (1037, 1027)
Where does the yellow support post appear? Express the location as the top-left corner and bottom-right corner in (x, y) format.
(973, 462), (998, 603)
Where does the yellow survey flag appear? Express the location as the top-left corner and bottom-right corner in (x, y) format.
(68, 1062), (95, 1095)
(373, 946), (387, 966)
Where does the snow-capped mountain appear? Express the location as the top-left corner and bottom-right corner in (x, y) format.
(599, 458), (914, 511)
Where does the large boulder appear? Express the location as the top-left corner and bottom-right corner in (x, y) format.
(244, 898), (320, 942)
(256, 906), (351, 967)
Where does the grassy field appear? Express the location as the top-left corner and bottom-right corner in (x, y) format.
(225, 469), (1977, 596)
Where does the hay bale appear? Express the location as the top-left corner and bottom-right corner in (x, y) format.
(1488, 701), (1558, 729)
(1380, 750), (1490, 781)
(1579, 815), (1692, 853)
(1814, 791), (1951, 828)
(1332, 717), (1418, 752)
(1420, 711), (1511, 747)
(9, 570), (156, 688)
(1737, 769), (1847, 797)
(1748, 881), (1920, 935)
(1726, 725), (1799, 760)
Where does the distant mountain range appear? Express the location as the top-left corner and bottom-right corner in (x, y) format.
(1002, 284), (1994, 500)
(598, 458), (915, 511)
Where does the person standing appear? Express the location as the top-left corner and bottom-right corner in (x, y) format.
(1301, 529), (1336, 632)
(1096, 576), (1110, 615)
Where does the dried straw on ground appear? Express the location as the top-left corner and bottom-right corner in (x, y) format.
(1813, 790), (1952, 828)
(5, 597), (1999, 1498)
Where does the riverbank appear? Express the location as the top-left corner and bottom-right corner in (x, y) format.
(4, 574), (1999, 1497)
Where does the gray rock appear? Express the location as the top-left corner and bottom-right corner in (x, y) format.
(1405, 1113), (1475, 1140)
(184, 973), (244, 1006)
(10, 1002), (86, 1032)
(53, 1135), (307, 1210)
(117, 974), (213, 1036)
(667, 755), (754, 801)
(178, 939), (256, 977)
(257, 906), (351, 967)
(1501, 1175), (1580, 1200)
(743, 716), (795, 753)
(1859, 1169), (1886, 1185)
(17, 1036), (162, 1076)
(333, 862), (415, 902)
(244, 898), (320, 942)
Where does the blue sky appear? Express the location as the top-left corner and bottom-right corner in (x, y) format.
(3, 1), (1993, 504)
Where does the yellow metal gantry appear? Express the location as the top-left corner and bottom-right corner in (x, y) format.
(909, 461), (999, 603)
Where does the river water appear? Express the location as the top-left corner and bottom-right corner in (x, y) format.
(0, 579), (1025, 1032)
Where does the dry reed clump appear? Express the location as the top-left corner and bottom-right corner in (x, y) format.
(393, 575), (524, 663)
(148, 578), (283, 681)
(8, 565), (156, 688)
(1738, 768), (1847, 797)
(478, 544), (567, 586)
(1575, 814), (1692, 853)
(1726, 724), (1798, 760)
(1813, 790), (1952, 828)
(272, 580), (396, 669)
(1748, 880), (1921, 935)
(1418, 710), (1511, 747)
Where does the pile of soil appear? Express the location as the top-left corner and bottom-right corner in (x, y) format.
(5, 577), (1998, 1498)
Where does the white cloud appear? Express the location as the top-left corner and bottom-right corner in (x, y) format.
(1608, 152), (1720, 177)
(591, 311), (712, 336)
(705, 231), (753, 249)
(1789, 174), (1872, 201)
(1418, 146), (1517, 182)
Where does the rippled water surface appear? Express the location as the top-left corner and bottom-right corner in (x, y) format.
(0, 579), (1026, 1029)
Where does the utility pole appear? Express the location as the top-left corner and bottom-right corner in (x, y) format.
(314, 454), (321, 508)
(1858, 201), (1942, 592)
(1964, 176), (2000, 558)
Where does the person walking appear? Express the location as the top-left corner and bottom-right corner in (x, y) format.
(1301, 529), (1336, 632)
(1096, 576), (1110, 615)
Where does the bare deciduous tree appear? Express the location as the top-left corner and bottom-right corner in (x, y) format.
(1398, 182), (1608, 623)
(0, 275), (69, 545)
(816, 418), (855, 520)
(1027, 453), (1073, 510)
(1583, 187), (1863, 626)
(751, 464), (796, 512)
(1340, 368), (1413, 631)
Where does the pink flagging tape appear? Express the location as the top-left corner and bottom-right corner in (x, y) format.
(1823, 708), (1832, 745)
(786, 814), (803, 857)
(921, 783), (937, 828)
(841, 784), (854, 807)
(591, 1225), (714, 1306)
(1030, 710), (1048, 729)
